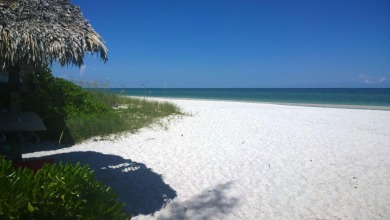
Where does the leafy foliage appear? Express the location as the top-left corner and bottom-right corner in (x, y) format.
(22, 67), (111, 117)
(21, 67), (182, 143)
(0, 156), (131, 219)
(22, 67), (110, 142)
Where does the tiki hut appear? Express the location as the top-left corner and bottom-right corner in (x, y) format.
(0, 0), (108, 75)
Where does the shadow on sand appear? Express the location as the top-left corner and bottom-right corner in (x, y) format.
(156, 181), (239, 220)
(27, 151), (177, 217)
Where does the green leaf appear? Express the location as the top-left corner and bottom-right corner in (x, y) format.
(1, 156), (130, 219)
(27, 202), (35, 213)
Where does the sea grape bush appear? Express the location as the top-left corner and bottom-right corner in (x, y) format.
(0, 156), (131, 219)
(21, 67), (182, 143)
(22, 67), (111, 142)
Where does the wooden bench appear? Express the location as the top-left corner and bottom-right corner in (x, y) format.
(0, 111), (46, 160)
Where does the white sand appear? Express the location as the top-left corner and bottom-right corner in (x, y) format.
(24, 99), (390, 219)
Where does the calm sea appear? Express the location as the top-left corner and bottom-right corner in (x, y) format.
(108, 88), (390, 107)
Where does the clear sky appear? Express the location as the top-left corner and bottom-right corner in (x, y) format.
(52, 0), (390, 88)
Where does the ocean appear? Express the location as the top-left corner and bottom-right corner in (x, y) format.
(107, 88), (390, 107)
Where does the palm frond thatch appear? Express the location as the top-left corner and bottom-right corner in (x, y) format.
(0, 0), (108, 70)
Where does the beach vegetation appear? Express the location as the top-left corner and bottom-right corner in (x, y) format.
(22, 67), (182, 143)
(0, 156), (131, 219)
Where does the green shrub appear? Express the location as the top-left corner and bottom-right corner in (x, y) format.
(22, 67), (182, 143)
(0, 156), (131, 219)
(22, 67), (111, 142)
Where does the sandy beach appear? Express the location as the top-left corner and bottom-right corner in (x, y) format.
(24, 98), (390, 219)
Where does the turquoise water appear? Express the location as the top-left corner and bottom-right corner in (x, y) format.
(108, 88), (390, 107)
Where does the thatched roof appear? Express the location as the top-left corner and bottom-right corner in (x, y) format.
(0, 0), (108, 70)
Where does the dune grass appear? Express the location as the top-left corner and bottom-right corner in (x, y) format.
(66, 92), (182, 142)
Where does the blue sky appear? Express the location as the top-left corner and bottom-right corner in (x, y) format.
(53, 0), (390, 88)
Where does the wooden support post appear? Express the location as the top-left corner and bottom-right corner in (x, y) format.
(8, 65), (23, 160)
(10, 92), (21, 112)
(9, 133), (23, 161)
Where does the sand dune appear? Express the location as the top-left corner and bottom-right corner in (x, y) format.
(24, 99), (390, 219)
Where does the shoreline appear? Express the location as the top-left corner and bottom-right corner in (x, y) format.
(126, 95), (390, 111)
